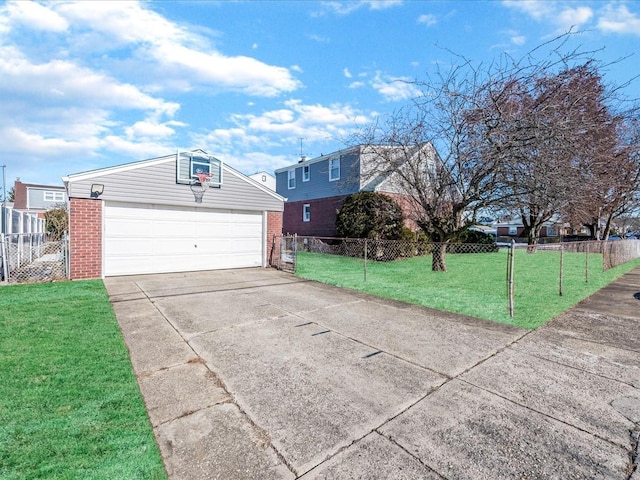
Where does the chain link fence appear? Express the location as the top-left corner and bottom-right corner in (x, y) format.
(1, 233), (69, 284)
(273, 235), (640, 320)
(278, 236), (640, 271)
(296, 236), (498, 261)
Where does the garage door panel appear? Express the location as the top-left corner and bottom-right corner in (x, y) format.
(108, 218), (154, 236)
(197, 224), (230, 237)
(106, 238), (154, 255)
(104, 202), (263, 276)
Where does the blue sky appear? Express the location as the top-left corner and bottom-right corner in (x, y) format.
(1, 0), (639, 191)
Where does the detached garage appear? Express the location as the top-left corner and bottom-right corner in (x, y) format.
(63, 150), (284, 279)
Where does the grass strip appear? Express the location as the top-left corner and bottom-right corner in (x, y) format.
(296, 249), (640, 329)
(0, 280), (166, 480)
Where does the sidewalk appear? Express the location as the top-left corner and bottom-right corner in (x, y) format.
(105, 266), (640, 479)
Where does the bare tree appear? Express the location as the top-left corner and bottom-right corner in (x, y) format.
(353, 62), (510, 271)
(485, 62), (621, 250)
(354, 33), (637, 268)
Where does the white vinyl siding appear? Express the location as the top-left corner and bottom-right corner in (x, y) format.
(104, 202), (263, 276)
(329, 158), (340, 181)
(288, 170), (296, 189)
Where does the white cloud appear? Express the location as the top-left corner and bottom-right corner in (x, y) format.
(307, 33), (331, 43)
(502, 0), (593, 32)
(0, 46), (178, 115)
(511, 34), (526, 45)
(349, 81), (366, 89)
(371, 72), (420, 101)
(318, 0), (402, 16)
(152, 43), (299, 97)
(55, 1), (195, 47)
(125, 119), (187, 140)
(366, 1), (403, 11)
(343, 67), (353, 78)
(50, 1), (300, 97)
(417, 14), (437, 26)
(557, 6), (593, 30)
(193, 100), (373, 169)
(502, 0), (554, 20)
(598, 4), (640, 35)
(502, 30), (526, 46)
(4, 1), (69, 32)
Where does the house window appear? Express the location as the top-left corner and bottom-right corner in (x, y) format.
(329, 158), (340, 181)
(303, 204), (310, 222)
(288, 169), (296, 189)
(508, 226), (517, 235)
(44, 191), (64, 202)
(302, 165), (310, 182)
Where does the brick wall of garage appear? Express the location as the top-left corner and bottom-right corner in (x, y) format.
(69, 197), (103, 280)
(283, 196), (348, 238)
(267, 210), (283, 266)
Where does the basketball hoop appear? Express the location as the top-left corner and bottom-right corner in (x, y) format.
(190, 172), (212, 203)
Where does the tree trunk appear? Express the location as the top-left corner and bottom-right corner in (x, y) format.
(432, 243), (447, 271)
(526, 227), (540, 253)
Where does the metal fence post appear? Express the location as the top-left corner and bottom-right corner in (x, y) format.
(585, 241), (589, 283)
(559, 244), (564, 296)
(1, 233), (8, 283)
(363, 238), (367, 282)
(508, 240), (515, 318)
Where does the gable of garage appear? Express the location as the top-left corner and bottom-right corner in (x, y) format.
(64, 151), (284, 279)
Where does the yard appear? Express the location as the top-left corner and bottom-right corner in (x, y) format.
(295, 248), (640, 329)
(0, 281), (166, 479)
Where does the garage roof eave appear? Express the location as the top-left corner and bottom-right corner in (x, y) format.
(65, 154), (176, 183)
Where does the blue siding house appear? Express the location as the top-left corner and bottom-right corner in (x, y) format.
(275, 145), (424, 237)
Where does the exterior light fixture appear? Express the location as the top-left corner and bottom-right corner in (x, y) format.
(90, 184), (104, 198)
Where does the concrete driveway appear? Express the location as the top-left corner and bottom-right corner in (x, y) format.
(104, 267), (640, 479)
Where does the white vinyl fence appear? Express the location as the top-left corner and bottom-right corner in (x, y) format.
(1, 205), (66, 283)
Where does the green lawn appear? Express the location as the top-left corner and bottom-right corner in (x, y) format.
(296, 249), (640, 329)
(0, 281), (166, 480)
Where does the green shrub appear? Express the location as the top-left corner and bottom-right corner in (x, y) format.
(336, 192), (404, 240)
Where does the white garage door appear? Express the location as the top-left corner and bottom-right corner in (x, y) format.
(104, 202), (263, 276)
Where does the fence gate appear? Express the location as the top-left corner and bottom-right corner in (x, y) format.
(1, 233), (68, 284)
(278, 234), (297, 273)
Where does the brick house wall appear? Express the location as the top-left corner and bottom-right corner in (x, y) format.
(283, 193), (421, 238)
(283, 196), (348, 238)
(69, 198), (102, 279)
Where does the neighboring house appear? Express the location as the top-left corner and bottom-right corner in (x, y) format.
(63, 150), (285, 280)
(275, 144), (434, 237)
(249, 171), (276, 191)
(12, 180), (67, 217)
(494, 217), (567, 238)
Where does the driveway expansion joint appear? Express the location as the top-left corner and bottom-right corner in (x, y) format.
(628, 428), (639, 480)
